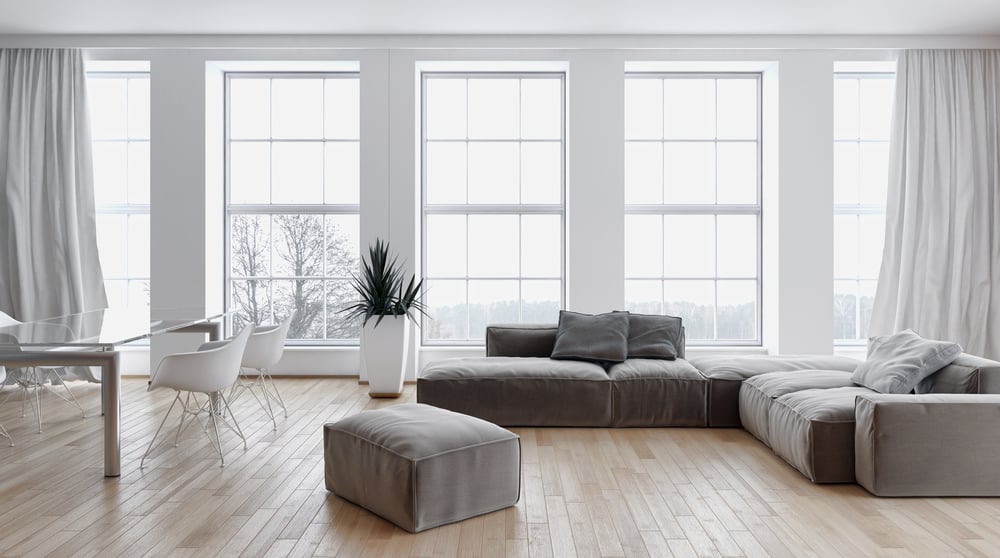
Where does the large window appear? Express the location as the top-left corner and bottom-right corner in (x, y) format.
(421, 73), (565, 344)
(833, 72), (894, 343)
(225, 74), (361, 343)
(624, 74), (762, 344)
(87, 70), (151, 308)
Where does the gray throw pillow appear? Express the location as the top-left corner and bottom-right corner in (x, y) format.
(551, 310), (629, 363)
(851, 329), (963, 394)
(627, 313), (682, 360)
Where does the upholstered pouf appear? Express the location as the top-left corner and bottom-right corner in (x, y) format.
(323, 403), (521, 532)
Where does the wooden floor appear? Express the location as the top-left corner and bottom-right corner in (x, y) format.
(0, 379), (997, 557)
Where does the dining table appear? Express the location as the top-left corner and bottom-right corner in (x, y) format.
(0, 307), (229, 477)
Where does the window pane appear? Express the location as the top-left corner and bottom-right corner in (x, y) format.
(229, 142), (270, 204)
(520, 79), (561, 140)
(717, 215), (756, 278)
(625, 280), (662, 314)
(468, 78), (519, 139)
(324, 142), (360, 204)
(88, 78), (127, 139)
(468, 215), (518, 278)
(324, 78), (360, 139)
(127, 214), (150, 277)
(271, 142), (323, 204)
(664, 280), (714, 340)
(272, 215), (324, 278)
(859, 142), (889, 205)
(833, 142), (860, 205)
(664, 142), (715, 204)
(717, 280), (756, 340)
(833, 78), (859, 140)
(127, 280), (150, 308)
(625, 215), (663, 278)
(468, 142), (518, 204)
(468, 280), (519, 340)
(625, 79), (663, 140)
(859, 280), (878, 339)
(127, 78), (150, 139)
(521, 280), (560, 323)
(716, 79), (757, 140)
(520, 142), (561, 204)
(326, 214), (359, 278)
(716, 142), (757, 204)
(859, 79), (894, 140)
(327, 279), (360, 340)
(833, 280), (858, 340)
(664, 79), (715, 139)
(231, 279), (272, 331)
(858, 215), (885, 278)
(229, 79), (270, 139)
(104, 280), (127, 309)
(426, 215), (467, 277)
(834, 215), (859, 278)
(664, 215), (715, 278)
(426, 142), (467, 204)
(425, 78), (467, 140)
(271, 79), (323, 139)
(425, 280), (468, 340)
(93, 141), (128, 205)
(96, 214), (127, 277)
(230, 215), (271, 277)
(127, 141), (150, 205)
(624, 142), (663, 205)
(273, 279), (324, 339)
(520, 215), (560, 278)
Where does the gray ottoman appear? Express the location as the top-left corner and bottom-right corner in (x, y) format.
(323, 403), (521, 532)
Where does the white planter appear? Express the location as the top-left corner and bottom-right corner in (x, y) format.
(360, 315), (410, 398)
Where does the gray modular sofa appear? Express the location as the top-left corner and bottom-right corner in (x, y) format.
(417, 324), (1000, 496)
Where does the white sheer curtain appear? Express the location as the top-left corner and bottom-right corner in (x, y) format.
(871, 49), (1000, 358)
(0, 48), (107, 321)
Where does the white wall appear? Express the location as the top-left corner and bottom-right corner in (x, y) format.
(6, 34), (999, 376)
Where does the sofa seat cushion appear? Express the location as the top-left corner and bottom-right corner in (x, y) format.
(607, 358), (707, 427)
(417, 357), (611, 427)
(767, 386), (873, 483)
(689, 355), (861, 427)
(740, 370), (856, 446)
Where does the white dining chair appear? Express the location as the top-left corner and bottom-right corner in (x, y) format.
(0, 310), (86, 432)
(200, 315), (292, 430)
(0, 366), (13, 447)
(140, 325), (253, 468)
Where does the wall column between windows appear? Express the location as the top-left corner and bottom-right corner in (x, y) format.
(566, 51), (626, 313)
(149, 50), (217, 370)
(770, 52), (836, 354)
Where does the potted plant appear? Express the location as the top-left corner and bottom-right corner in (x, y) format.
(341, 239), (427, 398)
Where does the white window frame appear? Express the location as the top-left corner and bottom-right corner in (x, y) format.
(420, 71), (567, 346)
(87, 69), (151, 308)
(833, 70), (894, 345)
(224, 71), (361, 346)
(624, 72), (764, 346)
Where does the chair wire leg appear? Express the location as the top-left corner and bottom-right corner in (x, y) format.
(141, 392), (181, 469)
(44, 370), (87, 418)
(0, 421), (12, 447)
(174, 392), (197, 447)
(210, 405), (225, 467)
(218, 392), (248, 449)
(263, 369), (287, 418)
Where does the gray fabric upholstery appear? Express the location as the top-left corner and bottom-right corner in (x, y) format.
(767, 387), (871, 483)
(921, 352), (1000, 394)
(689, 355), (861, 427)
(855, 394), (1000, 496)
(551, 310), (629, 363)
(417, 357), (612, 426)
(626, 313), (682, 360)
(486, 324), (557, 358)
(739, 370), (856, 447)
(853, 329), (963, 394)
(324, 404), (521, 532)
(608, 359), (707, 427)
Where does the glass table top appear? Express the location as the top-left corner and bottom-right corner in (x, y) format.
(0, 307), (228, 348)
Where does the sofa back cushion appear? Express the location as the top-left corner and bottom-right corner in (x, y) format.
(551, 310), (629, 363)
(485, 324), (557, 358)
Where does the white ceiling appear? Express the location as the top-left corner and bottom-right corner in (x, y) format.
(1, 0), (999, 36)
